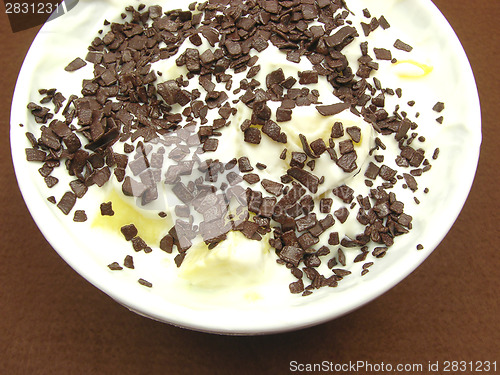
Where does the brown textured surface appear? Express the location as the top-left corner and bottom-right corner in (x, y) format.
(0, 1), (498, 374)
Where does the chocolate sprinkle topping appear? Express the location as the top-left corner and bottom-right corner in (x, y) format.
(121, 224), (138, 241)
(73, 210), (87, 222)
(65, 57), (87, 72)
(287, 167), (319, 194)
(108, 262), (123, 271)
(373, 48), (392, 60)
(316, 102), (350, 116)
(100, 201), (114, 216)
(394, 39), (413, 52)
(138, 278), (152, 288)
(433, 102), (445, 112)
(124, 255), (134, 269)
(20, 0), (441, 298)
(57, 192), (76, 215)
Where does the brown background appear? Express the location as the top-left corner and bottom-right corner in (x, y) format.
(1, 1), (498, 374)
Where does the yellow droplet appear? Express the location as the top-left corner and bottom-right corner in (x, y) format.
(393, 60), (434, 78)
(92, 189), (172, 246)
(245, 291), (263, 301)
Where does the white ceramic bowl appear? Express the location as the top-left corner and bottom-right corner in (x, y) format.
(11, 0), (481, 334)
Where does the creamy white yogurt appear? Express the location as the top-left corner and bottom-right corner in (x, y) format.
(13, 0), (478, 309)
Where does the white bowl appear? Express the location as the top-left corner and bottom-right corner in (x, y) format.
(10, 0), (481, 334)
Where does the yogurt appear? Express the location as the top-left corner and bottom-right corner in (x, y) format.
(16, 0), (459, 305)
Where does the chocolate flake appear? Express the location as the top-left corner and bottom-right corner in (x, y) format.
(364, 162), (380, 180)
(73, 210), (87, 222)
(44, 176), (58, 188)
(131, 236), (148, 252)
(244, 127), (261, 144)
(160, 234), (174, 253)
(279, 246), (304, 267)
(203, 138), (219, 152)
(316, 102), (350, 116)
(324, 25), (358, 48)
(289, 279), (305, 294)
(261, 179), (284, 196)
(298, 232), (319, 251)
(331, 122), (344, 138)
(378, 16), (390, 29)
(243, 173), (260, 184)
(328, 232), (339, 246)
(332, 185), (354, 203)
(124, 255), (134, 269)
(279, 149), (287, 160)
(138, 278), (152, 288)
(121, 224), (138, 241)
(432, 148), (440, 160)
(332, 269), (351, 277)
(336, 151), (358, 173)
(334, 207), (349, 223)
(57, 192), (76, 215)
(403, 173), (418, 191)
(108, 262), (123, 271)
(310, 139), (327, 156)
(320, 198), (333, 213)
(238, 157), (253, 172)
(373, 48), (392, 61)
(290, 152), (307, 168)
(296, 213), (318, 232)
(299, 71), (318, 85)
(287, 167), (319, 194)
(100, 201), (114, 216)
(394, 39), (413, 52)
(338, 248), (346, 267)
(433, 102), (445, 112)
(379, 165), (397, 181)
(346, 126), (361, 143)
(65, 57), (87, 72)
(320, 215), (335, 230)
(25, 148), (46, 162)
(276, 107), (292, 122)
